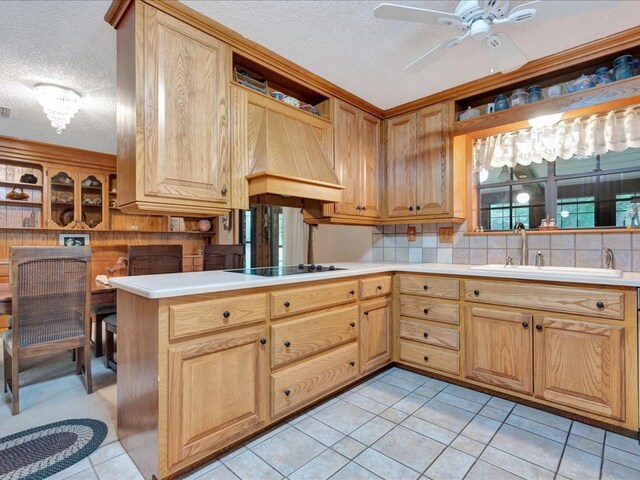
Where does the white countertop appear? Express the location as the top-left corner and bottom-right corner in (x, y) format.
(108, 262), (640, 299)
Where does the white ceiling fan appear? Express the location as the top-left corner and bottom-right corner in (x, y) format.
(374, 0), (617, 74)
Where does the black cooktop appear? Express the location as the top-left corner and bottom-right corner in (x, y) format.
(227, 264), (346, 277)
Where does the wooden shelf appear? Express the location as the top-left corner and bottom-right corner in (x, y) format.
(0, 199), (43, 206)
(51, 182), (74, 188)
(0, 181), (43, 189)
(51, 201), (74, 206)
(81, 204), (103, 208)
(81, 185), (103, 191)
(454, 76), (640, 136)
(234, 83), (330, 123)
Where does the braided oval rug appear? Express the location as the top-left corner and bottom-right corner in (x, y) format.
(0, 418), (107, 480)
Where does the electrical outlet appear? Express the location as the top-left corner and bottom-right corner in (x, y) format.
(439, 226), (453, 243)
(407, 226), (417, 242)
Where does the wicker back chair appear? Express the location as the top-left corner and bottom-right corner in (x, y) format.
(101, 244), (183, 372)
(127, 245), (183, 276)
(3, 246), (92, 415)
(203, 245), (245, 271)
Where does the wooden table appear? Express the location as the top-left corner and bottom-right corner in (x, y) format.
(0, 282), (116, 315)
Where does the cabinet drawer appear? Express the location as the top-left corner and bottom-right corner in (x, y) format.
(399, 296), (459, 325)
(271, 342), (359, 417)
(169, 294), (267, 339)
(271, 280), (358, 319)
(398, 275), (459, 300)
(464, 280), (624, 320)
(399, 318), (459, 350)
(360, 275), (392, 299)
(399, 340), (459, 375)
(271, 305), (358, 368)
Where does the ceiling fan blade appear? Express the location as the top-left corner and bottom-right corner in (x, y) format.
(374, 3), (463, 28)
(508, 0), (618, 24)
(404, 33), (469, 73)
(483, 32), (528, 73)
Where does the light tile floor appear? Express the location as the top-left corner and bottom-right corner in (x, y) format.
(52, 367), (640, 480)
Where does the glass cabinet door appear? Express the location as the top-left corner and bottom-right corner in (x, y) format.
(80, 174), (106, 229)
(49, 171), (76, 229)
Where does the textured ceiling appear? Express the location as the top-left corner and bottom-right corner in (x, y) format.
(0, 1), (115, 154)
(2, 1), (640, 154)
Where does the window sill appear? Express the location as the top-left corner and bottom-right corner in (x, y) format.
(465, 228), (640, 236)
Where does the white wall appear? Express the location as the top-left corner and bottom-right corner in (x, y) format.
(312, 224), (373, 263)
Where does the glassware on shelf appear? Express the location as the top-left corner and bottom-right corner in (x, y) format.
(613, 54), (634, 81)
(595, 66), (613, 84)
(509, 88), (527, 106)
(527, 85), (543, 103)
(494, 94), (509, 111)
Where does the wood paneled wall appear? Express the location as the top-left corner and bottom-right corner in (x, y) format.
(0, 230), (207, 282)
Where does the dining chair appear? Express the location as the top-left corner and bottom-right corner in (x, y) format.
(203, 244), (245, 271)
(2, 246), (92, 415)
(103, 244), (183, 372)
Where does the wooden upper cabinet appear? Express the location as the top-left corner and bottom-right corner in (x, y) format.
(415, 103), (450, 216)
(115, 3), (232, 216)
(385, 101), (462, 221)
(533, 316), (625, 420)
(360, 111), (381, 218)
(324, 99), (381, 221)
(385, 111), (416, 218)
(333, 100), (360, 216)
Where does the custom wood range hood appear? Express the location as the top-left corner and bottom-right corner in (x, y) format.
(236, 86), (345, 207)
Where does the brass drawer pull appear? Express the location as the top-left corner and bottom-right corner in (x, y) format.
(284, 389), (291, 397)
(423, 308), (429, 315)
(349, 361), (355, 367)
(596, 301), (605, 309)
(376, 285), (383, 290)
(350, 322), (356, 327)
(284, 300), (290, 308)
(349, 289), (355, 295)
(222, 311), (230, 319)
(423, 355), (429, 362)
(259, 338), (267, 345)
(423, 332), (429, 338)
(284, 340), (291, 348)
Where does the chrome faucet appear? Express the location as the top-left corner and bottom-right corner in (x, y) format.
(535, 251), (544, 267)
(513, 222), (528, 265)
(603, 248), (615, 269)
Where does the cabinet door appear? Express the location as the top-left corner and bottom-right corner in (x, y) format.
(48, 170), (78, 229)
(79, 173), (107, 230)
(360, 111), (381, 218)
(167, 326), (268, 467)
(360, 297), (392, 374)
(385, 112), (416, 217)
(144, 7), (230, 206)
(415, 102), (451, 216)
(333, 100), (360, 216)
(534, 316), (624, 420)
(464, 306), (533, 394)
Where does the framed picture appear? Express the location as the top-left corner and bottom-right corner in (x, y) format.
(59, 233), (90, 247)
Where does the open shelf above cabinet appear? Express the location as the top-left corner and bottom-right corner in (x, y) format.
(233, 52), (331, 120)
(454, 75), (640, 136)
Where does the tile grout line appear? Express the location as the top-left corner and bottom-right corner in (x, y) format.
(553, 419), (573, 478)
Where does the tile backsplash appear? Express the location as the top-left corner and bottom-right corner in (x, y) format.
(372, 222), (640, 272)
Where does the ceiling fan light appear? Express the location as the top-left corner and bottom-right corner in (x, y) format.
(469, 18), (491, 39)
(528, 113), (564, 128)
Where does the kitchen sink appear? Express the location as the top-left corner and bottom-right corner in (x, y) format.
(469, 264), (623, 278)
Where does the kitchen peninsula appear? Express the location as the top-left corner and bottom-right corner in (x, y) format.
(110, 264), (640, 479)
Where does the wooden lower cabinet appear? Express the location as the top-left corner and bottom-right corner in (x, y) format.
(533, 315), (625, 420)
(360, 297), (392, 374)
(464, 306), (533, 394)
(271, 342), (359, 417)
(465, 307), (627, 421)
(167, 326), (268, 468)
(399, 340), (459, 375)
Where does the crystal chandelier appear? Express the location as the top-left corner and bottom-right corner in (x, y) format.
(33, 84), (82, 134)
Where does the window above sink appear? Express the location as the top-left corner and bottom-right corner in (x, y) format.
(476, 147), (640, 232)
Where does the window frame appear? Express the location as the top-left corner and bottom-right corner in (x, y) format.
(476, 152), (640, 231)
